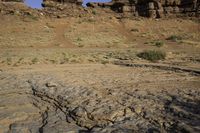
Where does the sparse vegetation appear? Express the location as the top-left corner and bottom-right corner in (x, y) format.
(75, 37), (84, 47)
(27, 14), (38, 21)
(69, 58), (80, 63)
(31, 57), (38, 64)
(6, 57), (12, 65)
(167, 35), (182, 42)
(87, 18), (95, 23)
(77, 37), (82, 42)
(61, 52), (70, 63)
(77, 43), (84, 47)
(101, 59), (109, 64)
(131, 28), (139, 32)
(155, 41), (164, 47)
(104, 50), (136, 61)
(13, 57), (24, 66)
(92, 10), (97, 15)
(137, 50), (166, 62)
(144, 40), (165, 47)
(49, 59), (57, 64)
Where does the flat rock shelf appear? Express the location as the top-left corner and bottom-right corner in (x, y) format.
(0, 64), (199, 133)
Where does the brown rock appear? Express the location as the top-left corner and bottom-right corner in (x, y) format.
(148, 2), (155, 10)
(148, 9), (157, 18)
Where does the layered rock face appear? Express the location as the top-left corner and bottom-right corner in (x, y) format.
(42, 0), (83, 6)
(1, 0), (24, 2)
(1, 65), (200, 132)
(87, 0), (200, 18)
(42, 0), (200, 18)
(0, 0), (199, 18)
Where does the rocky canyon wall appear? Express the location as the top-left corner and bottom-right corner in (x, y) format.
(0, 0), (199, 18)
(86, 0), (200, 18)
(42, 0), (200, 18)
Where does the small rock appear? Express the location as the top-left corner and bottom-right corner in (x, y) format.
(134, 106), (143, 114)
(71, 107), (87, 118)
(46, 82), (57, 87)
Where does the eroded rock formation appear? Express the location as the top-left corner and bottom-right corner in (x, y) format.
(86, 0), (200, 18)
(0, 0), (199, 18)
(40, 0), (200, 18)
(1, 0), (24, 2)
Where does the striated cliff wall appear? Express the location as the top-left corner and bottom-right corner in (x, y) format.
(42, 0), (200, 18)
(86, 0), (200, 18)
(0, 0), (199, 18)
(1, 0), (24, 2)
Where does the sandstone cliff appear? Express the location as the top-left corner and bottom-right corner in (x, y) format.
(0, 0), (199, 18)
(85, 0), (200, 18)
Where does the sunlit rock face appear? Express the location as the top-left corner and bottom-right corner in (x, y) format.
(43, 0), (83, 4)
(86, 0), (199, 18)
(41, 0), (199, 18)
(1, 0), (24, 2)
(1, 0), (199, 18)
(41, 0), (83, 8)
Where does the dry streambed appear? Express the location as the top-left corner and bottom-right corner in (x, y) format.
(0, 64), (199, 133)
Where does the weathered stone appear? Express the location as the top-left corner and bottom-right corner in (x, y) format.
(148, 2), (155, 10)
(173, 6), (180, 13)
(71, 107), (87, 118)
(148, 9), (157, 18)
(164, 6), (174, 14)
(46, 82), (57, 87)
(1, 0), (24, 2)
(1, 0), (199, 18)
(156, 9), (164, 18)
(122, 5), (132, 12)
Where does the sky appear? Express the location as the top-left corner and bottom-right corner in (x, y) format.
(82, 0), (111, 7)
(24, 0), (112, 9)
(25, 0), (43, 9)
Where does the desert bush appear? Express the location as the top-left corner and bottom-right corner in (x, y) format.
(101, 59), (109, 64)
(155, 41), (164, 47)
(92, 10), (97, 15)
(167, 35), (182, 42)
(137, 50), (166, 62)
(31, 58), (38, 64)
(77, 37), (82, 42)
(6, 57), (12, 65)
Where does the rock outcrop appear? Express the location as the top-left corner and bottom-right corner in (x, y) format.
(1, 0), (24, 2)
(1, 65), (200, 132)
(0, 0), (199, 18)
(42, 0), (83, 6)
(41, 0), (200, 18)
(86, 0), (200, 18)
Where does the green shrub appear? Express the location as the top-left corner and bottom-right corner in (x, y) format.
(155, 41), (164, 47)
(92, 10), (97, 15)
(31, 58), (38, 64)
(137, 50), (166, 62)
(167, 35), (182, 42)
(6, 57), (12, 65)
(101, 59), (109, 64)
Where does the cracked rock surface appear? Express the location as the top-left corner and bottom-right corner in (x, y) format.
(0, 64), (200, 133)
